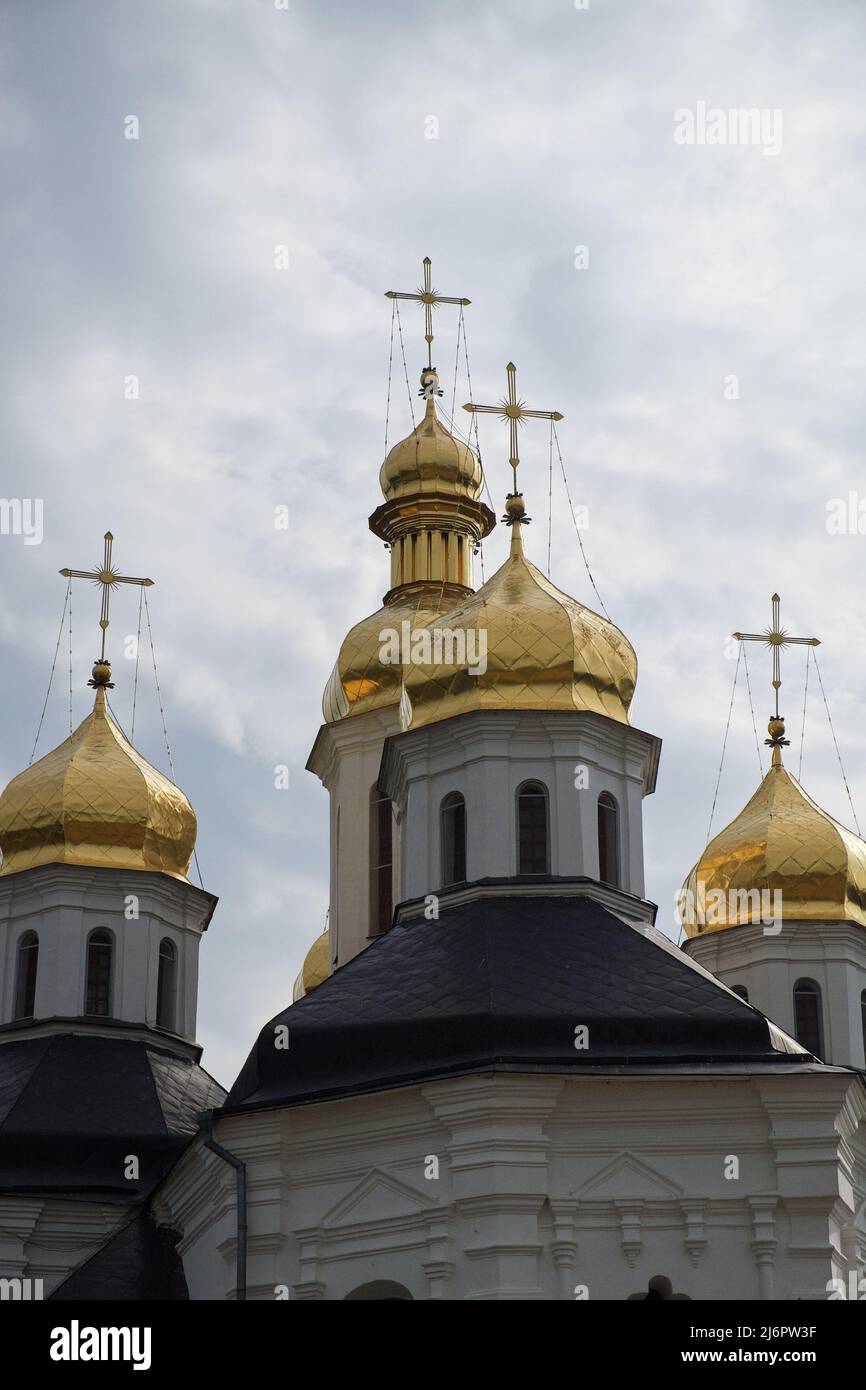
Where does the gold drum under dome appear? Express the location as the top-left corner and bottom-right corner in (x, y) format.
(0, 687), (197, 882)
(402, 528), (637, 730)
(680, 760), (866, 935)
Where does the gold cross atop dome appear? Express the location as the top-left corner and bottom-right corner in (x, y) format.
(733, 593), (820, 762)
(463, 361), (563, 503)
(60, 531), (154, 688)
(385, 256), (470, 374)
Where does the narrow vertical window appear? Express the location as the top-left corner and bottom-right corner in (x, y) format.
(441, 792), (467, 887)
(370, 787), (393, 934)
(517, 782), (549, 875)
(793, 979), (823, 1057)
(85, 930), (113, 1017)
(597, 792), (620, 887)
(156, 938), (177, 1030)
(14, 932), (39, 1020)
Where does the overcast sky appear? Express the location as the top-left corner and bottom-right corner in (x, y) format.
(2, 0), (866, 1085)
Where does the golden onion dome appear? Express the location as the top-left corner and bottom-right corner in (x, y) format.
(292, 927), (331, 1002)
(322, 585), (470, 723)
(323, 383), (495, 725)
(0, 686), (196, 882)
(680, 748), (866, 937)
(379, 394), (484, 502)
(402, 515), (637, 730)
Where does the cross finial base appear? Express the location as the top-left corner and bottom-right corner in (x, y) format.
(88, 660), (114, 690)
(502, 493), (531, 527)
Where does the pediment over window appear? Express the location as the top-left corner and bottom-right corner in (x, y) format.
(322, 1168), (436, 1231)
(575, 1152), (682, 1202)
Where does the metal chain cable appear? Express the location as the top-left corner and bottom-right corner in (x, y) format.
(813, 650), (861, 834)
(393, 302), (416, 432)
(705, 644), (742, 844)
(546, 418), (554, 577)
(551, 421), (611, 621)
(383, 298), (396, 461)
(797, 646), (811, 781)
(130, 586), (144, 743)
(143, 590), (205, 887)
(741, 643), (764, 779)
(30, 580), (71, 765)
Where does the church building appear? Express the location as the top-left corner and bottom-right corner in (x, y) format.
(0, 274), (864, 1300)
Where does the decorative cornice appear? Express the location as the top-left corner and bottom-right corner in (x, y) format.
(0, 1014), (204, 1061)
(379, 706), (661, 799)
(396, 875), (657, 926)
(0, 861), (217, 926)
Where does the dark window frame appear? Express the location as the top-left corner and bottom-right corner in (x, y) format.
(14, 932), (39, 1020)
(85, 929), (113, 1017)
(441, 791), (467, 887)
(517, 781), (550, 876)
(369, 786), (394, 935)
(156, 937), (177, 1031)
(597, 791), (620, 887)
(793, 978), (824, 1057)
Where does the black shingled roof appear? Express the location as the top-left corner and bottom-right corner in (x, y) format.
(0, 1032), (225, 1199)
(50, 1210), (189, 1301)
(224, 893), (814, 1113)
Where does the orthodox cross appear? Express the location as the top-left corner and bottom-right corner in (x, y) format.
(385, 255), (470, 376)
(733, 593), (820, 753)
(463, 361), (563, 497)
(60, 532), (154, 686)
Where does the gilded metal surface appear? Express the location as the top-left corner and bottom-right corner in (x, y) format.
(60, 531), (154, 664)
(384, 256), (470, 371)
(323, 584), (469, 723)
(0, 688), (196, 881)
(292, 928), (331, 1003)
(464, 362), (562, 492)
(732, 592), (819, 721)
(326, 396), (494, 724)
(379, 397), (484, 502)
(403, 522), (637, 728)
(680, 760), (866, 935)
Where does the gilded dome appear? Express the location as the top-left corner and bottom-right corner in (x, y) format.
(323, 390), (495, 725)
(322, 585), (470, 723)
(0, 687), (196, 882)
(379, 396), (483, 503)
(292, 928), (331, 1002)
(679, 759), (866, 936)
(402, 522), (637, 730)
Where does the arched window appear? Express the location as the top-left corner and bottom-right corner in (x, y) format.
(370, 787), (393, 935)
(14, 932), (39, 1020)
(156, 938), (177, 1030)
(730, 984), (749, 1002)
(441, 792), (467, 887)
(597, 792), (620, 887)
(517, 782), (549, 875)
(793, 979), (824, 1057)
(344, 1280), (413, 1301)
(626, 1274), (691, 1301)
(85, 930), (113, 1017)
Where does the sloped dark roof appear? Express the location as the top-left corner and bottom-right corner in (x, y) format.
(224, 893), (815, 1113)
(0, 1032), (224, 1198)
(50, 1210), (188, 1301)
